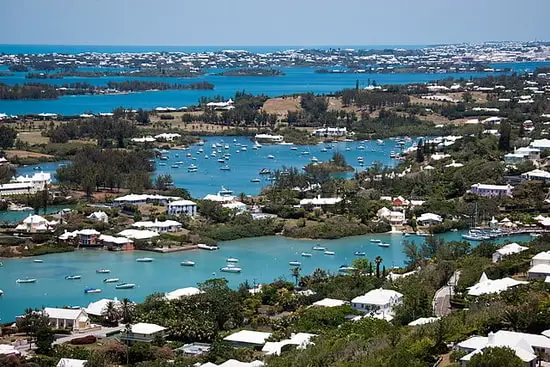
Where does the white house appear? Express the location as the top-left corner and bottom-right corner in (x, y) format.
(87, 211), (109, 223)
(521, 169), (550, 183)
(118, 229), (160, 240)
(457, 330), (550, 367)
(11, 172), (51, 191)
(529, 138), (550, 150)
(312, 127), (349, 137)
(416, 213), (443, 226)
(167, 199), (197, 216)
(222, 201), (248, 212)
(120, 322), (167, 344)
(154, 133), (181, 141)
(299, 196), (342, 207)
(15, 214), (57, 233)
(492, 243), (529, 263)
(262, 333), (316, 356)
(0, 182), (37, 196)
(165, 287), (202, 300)
(530, 251), (550, 267)
(43, 308), (90, 331)
(377, 207), (406, 225)
(198, 360), (264, 367)
(470, 183), (513, 198)
(223, 330), (272, 348)
(527, 264), (550, 280)
(408, 317), (441, 326)
(132, 219), (182, 233)
(114, 194), (180, 206)
(84, 298), (122, 317)
(0, 344), (20, 356)
(56, 358), (88, 367)
(467, 272), (528, 296)
(254, 134), (284, 143)
(311, 298), (348, 308)
(351, 289), (403, 318)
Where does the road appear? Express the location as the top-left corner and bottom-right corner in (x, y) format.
(53, 325), (123, 345)
(433, 270), (460, 317)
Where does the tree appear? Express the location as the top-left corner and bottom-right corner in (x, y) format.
(35, 327), (54, 355)
(0, 125), (17, 149)
(467, 346), (523, 367)
(102, 301), (121, 326)
(375, 256), (383, 278)
(498, 121), (512, 151)
(154, 174), (173, 191)
(331, 152), (347, 167)
(352, 258), (370, 276)
(120, 298), (135, 324)
(135, 109), (150, 124)
(416, 139), (425, 163)
(291, 267), (301, 286)
(16, 308), (51, 349)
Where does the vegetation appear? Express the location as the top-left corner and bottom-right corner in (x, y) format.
(214, 68), (284, 76)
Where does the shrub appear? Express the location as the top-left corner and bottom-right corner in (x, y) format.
(69, 335), (97, 345)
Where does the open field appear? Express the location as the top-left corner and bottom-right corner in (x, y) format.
(5, 150), (54, 159)
(261, 96), (301, 115)
(17, 131), (49, 145)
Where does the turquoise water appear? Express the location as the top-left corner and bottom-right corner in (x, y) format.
(1, 63), (548, 115)
(0, 205), (71, 224)
(0, 232), (532, 322)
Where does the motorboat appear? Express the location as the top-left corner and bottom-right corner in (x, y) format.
(33, 166), (42, 170)
(181, 260), (195, 267)
(267, 154), (275, 159)
(301, 252), (312, 257)
(290, 146), (297, 151)
(33, 259), (43, 263)
(103, 278), (120, 283)
(171, 164), (179, 169)
(301, 151), (310, 155)
(217, 158), (225, 163)
(320, 148), (327, 152)
(0, 290), (3, 296)
(324, 250), (335, 255)
(65, 275), (81, 280)
(96, 269), (110, 274)
(219, 186), (233, 195)
(220, 266), (241, 273)
(378, 243), (391, 248)
(136, 258), (154, 262)
(311, 157), (318, 163)
(376, 139), (384, 145)
(197, 243), (219, 251)
(220, 165), (231, 171)
(259, 168), (271, 175)
(16, 278), (37, 284)
(289, 261), (302, 266)
(241, 146), (248, 151)
(226, 258), (239, 263)
(84, 287), (102, 294)
(250, 178), (261, 183)
(358, 145), (365, 150)
(369, 239), (381, 243)
(159, 156), (168, 161)
(354, 251), (366, 256)
(338, 265), (356, 273)
(188, 164), (198, 172)
(312, 245), (326, 251)
(115, 283), (136, 289)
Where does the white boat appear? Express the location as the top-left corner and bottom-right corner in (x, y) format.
(171, 164), (179, 169)
(220, 165), (231, 171)
(369, 239), (381, 243)
(226, 258), (239, 263)
(320, 148), (327, 152)
(217, 158), (225, 163)
(378, 243), (391, 248)
(324, 250), (335, 255)
(65, 275), (81, 280)
(250, 178), (261, 183)
(312, 245), (326, 251)
(197, 243), (219, 251)
(354, 251), (366, 256)
(0, 290), (3, 296)
(220, 266), (241, 273)
(219, 186), (233, 195)
(376, 139), (384, 145)
(33, 259), (43, 263)
(338, 265), (356, 272)
(188, 164), (198, 172)
(84, 287), (102, 294)
(267, 154), (275, 159)
(96, 269), (110, 274)
(103, 278), (120, 283)
(311, 157), (318, 162)
(290, 146), (297, 151)
(301, 252), (312, 257)
(358, 145), (365, 150)
(16, 278), (36, 284)
(116, 283), (136, 289)
(136, 258), (154, 262)
(241, 146), (248, 151)
(289, 261), (302, 266)
(181, 260), (195, 267)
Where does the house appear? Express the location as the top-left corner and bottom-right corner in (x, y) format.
(176, 342), (211, 356)
(117, 229), (160, 240)
(165, 287), (202, 300)
(299, 196), (342, 207)
(416, 213), (443, 226)
(56, 358), (88, 367)
(222, 201), (248, 212)
(15, 214), (57, 233)
(254, 134), (284, 143)
(457, 330), (550, 366)
(527, 264), (550, 280)
(408, 317), (441, 326)
(167, 199), (197, 216)
(521, 169), (550, 183)
(504, 147), (540, 163)
(492, 243), (529, 263)
(0, 182), (37, 196)
(223, 330), (272, 348)
(11, 172), (51, 191)
(467, 272), (528, 296)
(43, 308), (90, 331)
(0, 344), (20, 356)
(351, 289), (403, 319)
(311, 298), (348, 308)
(99, 234), (134, 251)
(529, 138), (550, 150)
(84, 298), (122, 317)
(470, 183), (513, 198)
(155, 133), (181, 141)
(113, 194), (180, 206)
(262, 332), (316, 356)
(377, 207), (406, 225)
(132, 219), (182, 233)
(87, 211), (109, 223)
(198, 360), (264, 367)
(530, 251), (550, 266)
(120, 322), (167, 344)
(312, 127), (349, 137)
(76, 229), (101, 246)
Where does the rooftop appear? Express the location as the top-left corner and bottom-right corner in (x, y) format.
(223, 330), (272, 345)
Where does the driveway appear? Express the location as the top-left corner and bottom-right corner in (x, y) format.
(433, 271), (460, 317)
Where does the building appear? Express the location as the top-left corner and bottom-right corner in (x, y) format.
(467, 272), (527, 296)
(521, 169), (550, 183)
(43, 308), (90, 331)
(76, 229), (101, 246)
(377, 207), (406, 225)
(262, 333), (316, 356)
(529, 138), (550, 150)
(223, 330), (272, 348)
(0, 344), (20, 356)
(87, 211), (109, 223)
(416, 213), (443, 226)
(197, 360), (264, 367)
(470, 183), (513, 198)
(84, 298), (122, 317)
(99, 234), (134, 251)
(167, 199), (197, 216)
(299, 196), (342, 207)
(165, 287), (202, 300)
(312, 127), (349, 137)
(222, 201), (248, 212)
(254, 134), (284, 143)
(117, 229), (160, 240)
(351, 289), (403, 318)
(457, 330), (550, 366)
(0, 182), (37, 196)
(11, 172), (51, 191)
(56, 358), (88, 367)
(120, 322), (167, 344)
(492, 243), (529, 263)
(311, 298), (348, 308)
(15, 214), (57, 233)
(113, 194), (180, 206)
(408, 317), (441, 326)
(530, 251), (550, 267)
(504, 147), (540, 163)
(132, 219), (182, 233)
(527, 264), (550, 280)
(155, 133), (181, 141)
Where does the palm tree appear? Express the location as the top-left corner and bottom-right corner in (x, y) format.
(291, 266), (301, 286)
(119, 298), (135, 324)
(102, 301), (120, 326)
(375, 256), (383, 278)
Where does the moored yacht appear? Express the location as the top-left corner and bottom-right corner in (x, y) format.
(136, 258), (154, 262)
(197, 243), (219, 251)
(220, 266), (241, 273)
(289, 261), (302, 266)
(65, 275), (81, 280)
(104, 278), (120, 283)
(115, 283), (136, 289)
(312, 245), (326, 251)
(84, 287), (102, 294)
(181, 260), (195, 267)
(16, 278), (37, 284)
(301, 252), (312, 257)
(96, 269), (110, 274)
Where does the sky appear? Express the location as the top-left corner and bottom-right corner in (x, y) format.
(1, 0), (549, 46)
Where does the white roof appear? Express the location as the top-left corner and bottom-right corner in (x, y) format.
(408, 317), (441, 326)
(495, 243), (528, 256)
(208, 360), (264, 367)
(132, 220), (182, 229)
(77, 229), (101, 236)
(351, 289), (403, 305)
(168, 199), (197, 206)
(130, 322), (166, 335)
(528, 263), (550, 275)
(530, 138), (550, 149)
(56, 358), (88, 367)
(114, 194), (180, 202)
(99, 234), (132, 244)
(467, 274), (527, 296)
(23, 214), (48, 224)
(521, 169), (550, 179)
(223, 330), (272, 345)
(417, 213), (442, 222)
(0, 182), (34, 190)
(165, 287), (202, 300)
(0, 344), (20, 355)
(118, 229), (160, 240)
(532, 251), (550, 261)
(471, 183), (513, 190)
(88, 211), (108, 219)
(203, 194), (235, 202)
(84, 298), (121, 316)
(44, 307), (86, 320)
(262, 333), (316, 355)
(312, 298), (347, 307)
(299, 197), (342, 206)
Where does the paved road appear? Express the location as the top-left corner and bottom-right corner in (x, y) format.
(433, 271), (460, 317)
(53, 325), (123, 345)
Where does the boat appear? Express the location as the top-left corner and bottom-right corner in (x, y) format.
(103, 278), (120, 283)
(197, 243), (219, 251)
(219, 186), (233, 195)
(0, 290), (3, 296)
(301, 151), (310, 155)
(186, 153), (192, 157)
(450, 228), (458, 232)
(220, 266), (241, 273)
(354, 251), (366, 256)
(311, 157), (319, 163)
(530, 233), (542, 238)
(84, 287), (102, 294)
(136, 258), (154, 262)
(250, 178), (261, 183)
(267, 154), (275, 159)
(376, 139), (384, 145)
(226, 258), (239, 263)
(171, 164), (179, 169)
(301, 252), (312, 257)
(159, 156), (168, 161)
(259, 168), (271, 175)
(369, 239), (381, 243)
(241, 146), (248, 151)
(96, 269), (110, 274)
(289, 261), (302, 266)
(181, 260), (195, 267)
(378, 243), (391, 248)
(312, 245), (326, 251)
(338, 265), (356, 273)
(115, 283), (136, 289)
(158, 163), (166, 166)
(320, 148), (327, 152)
(220, 165), (231, 171)
(33, 259), (43, 263)
(188, 164), (198, 172)
(16, 278), (37, 284)
(324, 250), (335, 255)
(65, 275), (81, 280)
(290, 146), (298, 151)
(217, 158), (225, 163)
(33, 166), (42, 170)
